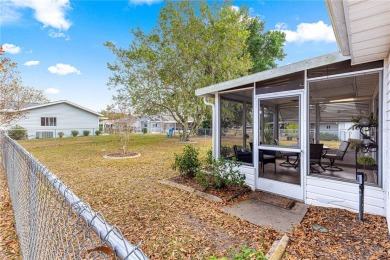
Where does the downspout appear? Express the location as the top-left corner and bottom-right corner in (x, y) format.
(203, 97), (216, 158)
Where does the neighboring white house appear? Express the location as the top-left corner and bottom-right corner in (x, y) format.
(101, 115), (192, 134)
(9, 100), (102, 138)
(196, 0), (390, 231)
(134, 115), (180, 133)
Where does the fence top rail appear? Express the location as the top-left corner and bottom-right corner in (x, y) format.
(0, 132), (148, 260)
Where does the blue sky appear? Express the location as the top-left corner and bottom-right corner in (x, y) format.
(1, 0), (338, 112)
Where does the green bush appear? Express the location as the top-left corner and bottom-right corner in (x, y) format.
(210, 246), (266, 260)
(205, 149), (213, 165)
(195, 157), (244, 190)
(142, 127), (147, 134)
(8, 125), (27, 140)
(57, 131), (65, 138)
(95, 130), (102, 136)
(71, 130), (79, 137)
(357, 156), (376, 166)
(172, 145), (201, 178)
(319, 132), (339, 141)
(83, 130), (90, 136)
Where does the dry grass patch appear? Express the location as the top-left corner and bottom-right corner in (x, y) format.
(18, 134), (279, 259)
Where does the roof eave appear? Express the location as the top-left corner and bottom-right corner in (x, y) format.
(325, 0), (352, 57)
(20, 100), (103, 117)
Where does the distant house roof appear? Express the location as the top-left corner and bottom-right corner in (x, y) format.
(20, 100), (103, 117)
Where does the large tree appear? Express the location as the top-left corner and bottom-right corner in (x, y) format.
(0, 50), (48, 127)
(246, 17), (286, 73)
(105, 0), (285, 141)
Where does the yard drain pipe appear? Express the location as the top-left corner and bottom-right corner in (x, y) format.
(203, 97), (216, 158)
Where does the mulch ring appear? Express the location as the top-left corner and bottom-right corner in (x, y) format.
(103, 152), (141, 159)
(169, 175), (252, 203)
(286, 206), (390, 259)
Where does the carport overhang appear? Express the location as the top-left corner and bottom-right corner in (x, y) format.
(195, 52), (350, 97)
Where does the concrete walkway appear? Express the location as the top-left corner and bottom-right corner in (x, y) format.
(222, 193), (308, 233)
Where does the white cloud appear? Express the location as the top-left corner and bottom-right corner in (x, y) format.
(276, 21), (336, 44)
(45, 88), (60, 94)
(275, 22), (288, 30)
(231, 5), (240, 12)
(49, 30), (70, 40)
(0, 0), (22, 24)
(48, 63), (81, 75)
(129, 0), (162, 5)
(24, 60), (40, 66)
(5, 0), (72, 31)
(2, 43), (21, 54)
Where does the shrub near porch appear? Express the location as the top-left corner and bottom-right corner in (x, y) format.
(18, 134), (278, 259)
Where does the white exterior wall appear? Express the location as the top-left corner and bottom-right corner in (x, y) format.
(306, 176), (385, 216)
(384, 54), (390, 229)
(238, 166), (256, 190)
(14, 103), (100, 138)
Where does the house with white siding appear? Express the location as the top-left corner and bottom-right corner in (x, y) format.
(196, 0), (390, 230)
(10, 100), (102, 138)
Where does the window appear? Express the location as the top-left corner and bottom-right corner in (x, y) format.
(308, 72), (381, 187)
(220, 89), (253, 165)
(41, 117), (57, 126)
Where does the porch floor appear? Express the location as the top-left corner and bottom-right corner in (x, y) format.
(258, 151), (378, 186)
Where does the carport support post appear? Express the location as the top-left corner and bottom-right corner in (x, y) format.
(260, 105), (265, 144)
(203, 96), (219, 159)
(274, 106), (279, 142)
(315, 103), (320, 144)
(215, 93), (221, 159)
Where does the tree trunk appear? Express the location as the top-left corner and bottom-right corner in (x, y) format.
(181, 123), (190, 141)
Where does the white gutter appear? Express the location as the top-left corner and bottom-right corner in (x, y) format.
(203, 97), (216, 158)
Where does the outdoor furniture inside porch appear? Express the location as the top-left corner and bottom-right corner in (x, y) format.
(310, 143), (325, 173)
(259, 150), (276, 174)
(279, 151), (299, 167)
(323, 141), (350, 171)
(233, 145), (252, 164)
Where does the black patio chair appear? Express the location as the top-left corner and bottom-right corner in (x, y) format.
(310, 143), (325, 173)
(323, 141), (350, 171)
(259, 150), (276, 174)
(248, 143), (276, 172)
(233, 145), (252, 164)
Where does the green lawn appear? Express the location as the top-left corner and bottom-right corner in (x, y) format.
(18, 134), (278, 259)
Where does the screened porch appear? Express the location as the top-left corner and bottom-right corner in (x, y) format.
(219, 59), (382, 188)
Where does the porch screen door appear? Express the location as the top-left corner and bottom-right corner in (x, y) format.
(255, 90), (305, 200)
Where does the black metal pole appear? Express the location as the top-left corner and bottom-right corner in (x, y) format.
(357, 171), (365, 222)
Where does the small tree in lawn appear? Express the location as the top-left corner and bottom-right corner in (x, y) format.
(109, 97), (136, 154)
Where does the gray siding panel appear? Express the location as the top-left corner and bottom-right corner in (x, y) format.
(238, 166), (255, 190)
(306, 176), (385, 216)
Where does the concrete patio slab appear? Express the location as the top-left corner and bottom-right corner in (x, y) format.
(222, 195), (308, 233)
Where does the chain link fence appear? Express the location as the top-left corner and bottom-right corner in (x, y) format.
(195, 128), (212, 138)
(0, 132), (148, 259)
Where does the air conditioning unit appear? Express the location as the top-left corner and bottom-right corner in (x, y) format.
(36, 131), (54, 139)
